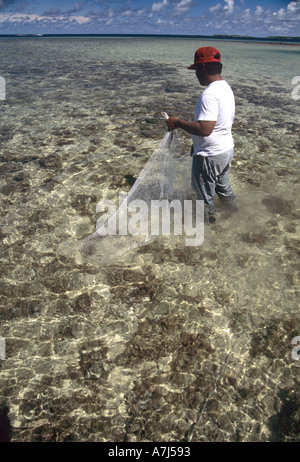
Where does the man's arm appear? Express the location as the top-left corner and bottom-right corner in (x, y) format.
(166, 116), (215, 137)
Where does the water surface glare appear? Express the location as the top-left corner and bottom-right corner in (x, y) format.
(0, 37), (299, 442)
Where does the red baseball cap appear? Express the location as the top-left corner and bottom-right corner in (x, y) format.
(188, 46), (221, 69)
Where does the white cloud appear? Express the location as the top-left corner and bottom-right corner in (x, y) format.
(151, 0), (169, 13)
(272, 1), (300, 24)
(174, 0), (193, 15)
(287, 1), (300, 13)
(209, 3), (222, 14)
(255, 6), (264, 16)
(241, 8), (251, 22)
(0, 12), (90, 25)
(277, 8), (286, 19)
(223, 0), (234, 15)
(201, 0), (300, 35)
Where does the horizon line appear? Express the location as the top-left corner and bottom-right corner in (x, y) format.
(0, 33), (299, 41)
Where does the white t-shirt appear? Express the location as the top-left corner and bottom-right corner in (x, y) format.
(192, 80), (235, 157)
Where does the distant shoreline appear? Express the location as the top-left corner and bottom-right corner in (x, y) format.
(0, 33), (299, 45)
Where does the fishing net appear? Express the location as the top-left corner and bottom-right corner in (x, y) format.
(81, 129), (196, 264)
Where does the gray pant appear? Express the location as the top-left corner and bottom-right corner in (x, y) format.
(192, 148), (235, 216)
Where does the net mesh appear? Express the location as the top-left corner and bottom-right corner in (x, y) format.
(81, 130), (193, 264)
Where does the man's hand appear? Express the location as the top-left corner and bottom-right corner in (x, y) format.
(166, 116), (179, 131)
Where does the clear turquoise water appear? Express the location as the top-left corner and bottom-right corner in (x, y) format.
(0, 37), (299, 442)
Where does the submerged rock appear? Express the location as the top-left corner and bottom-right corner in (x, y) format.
(38, 154), (63, 170)
(262, 195), (293, 217)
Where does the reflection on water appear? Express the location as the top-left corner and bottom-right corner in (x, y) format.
(0, 37), (299, 442)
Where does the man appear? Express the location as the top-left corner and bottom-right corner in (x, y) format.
(166, 46), (236, 223)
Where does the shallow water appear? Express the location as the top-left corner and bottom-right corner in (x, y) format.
(0, 37), (299, 442)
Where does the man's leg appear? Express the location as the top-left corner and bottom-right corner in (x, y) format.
(191, 155), (217, 221)
(215, 148), (235, 200)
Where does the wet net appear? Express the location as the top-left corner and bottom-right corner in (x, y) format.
(81, 129), (194, 264)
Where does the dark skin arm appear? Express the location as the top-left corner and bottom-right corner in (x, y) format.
(166, 116), (215, 137)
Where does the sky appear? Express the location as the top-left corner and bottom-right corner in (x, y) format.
(0, 0), (299, 36)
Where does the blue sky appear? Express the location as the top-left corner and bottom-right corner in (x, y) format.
(0, 0), (299, 36)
